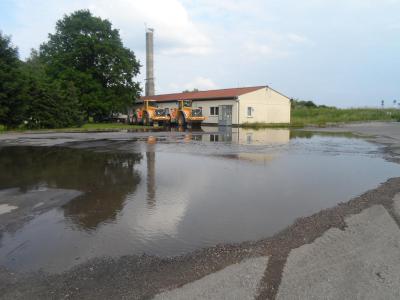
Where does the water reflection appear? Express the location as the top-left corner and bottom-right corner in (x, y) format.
(200, 127), (290, 162)
(146, 137), (157, 208)
(1, 129), (399, 273)
(200, 127), (290, 145)
(0, 146), (142, 230)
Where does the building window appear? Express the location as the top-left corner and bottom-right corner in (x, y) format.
(210, 134), (219, 142)
(247, 107), (253, 117)
(210, 106), (219, 116)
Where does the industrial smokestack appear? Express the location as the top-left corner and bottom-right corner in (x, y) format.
(145, 28), (155, 96)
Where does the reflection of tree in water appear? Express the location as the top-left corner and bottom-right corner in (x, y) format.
(0, 146), (142, 230)
(289, 131), (314, 139)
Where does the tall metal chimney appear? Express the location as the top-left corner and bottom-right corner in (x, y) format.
(145, 28), (155, 96)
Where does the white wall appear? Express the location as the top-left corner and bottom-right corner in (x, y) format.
(239, 88), (291, 124)
(192, 99), (238, 124)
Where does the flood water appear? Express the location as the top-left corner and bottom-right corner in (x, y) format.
(1, 128), (400, 273)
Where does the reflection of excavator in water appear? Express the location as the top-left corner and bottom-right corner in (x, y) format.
(168, 100), (206, 128)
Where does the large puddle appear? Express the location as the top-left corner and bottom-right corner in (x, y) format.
(0, 128), (399, 273)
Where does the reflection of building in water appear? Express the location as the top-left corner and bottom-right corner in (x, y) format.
(203, 127), (290, 163)
(203, 127), (290, 145)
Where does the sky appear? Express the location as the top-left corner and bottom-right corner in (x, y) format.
(1, 0), (399, 107)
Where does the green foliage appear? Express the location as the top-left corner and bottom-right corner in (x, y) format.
(39, 10), (141, 120)
(0, 32), (84, 130)
(0, 32), (28, 129)
(241, 122), (296, 129)
(0, 10), (141, 130)
(290, 98), (332, 109)
(0, 123), (146, 134)
(242, 107), (400, 129)
(291, 107), (400, 127)
(80, 123), (146, 130)
(22, 51), (84, 129)
(182, 88), (199, 93)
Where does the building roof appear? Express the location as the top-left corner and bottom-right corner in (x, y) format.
(140, 86), (266, 103)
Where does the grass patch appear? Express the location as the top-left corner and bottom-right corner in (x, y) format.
(0, 123), (148, 134)
(243, 108), (400, 129)
(241, 122), (302, 129)
(292, 107), (400, 126)
(80, 123), (146, 130)
(2, 108), (400, 132)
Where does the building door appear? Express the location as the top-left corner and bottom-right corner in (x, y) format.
(218, 105), (232, 126)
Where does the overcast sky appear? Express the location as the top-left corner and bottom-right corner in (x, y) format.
(1, 0), (399, 107)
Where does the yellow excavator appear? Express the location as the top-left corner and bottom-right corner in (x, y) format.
(168, 100), (206, 127)
(131, 100), (169, 126)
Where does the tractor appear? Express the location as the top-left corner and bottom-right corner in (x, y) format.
(168, 100), (205, 127)
(131, 100), (169, 126)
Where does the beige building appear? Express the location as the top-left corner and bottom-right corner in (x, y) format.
(139, 85), (291, 126)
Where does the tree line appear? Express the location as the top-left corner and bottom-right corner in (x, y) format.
(290, 99), (332, 109)
(0, 10), (141, 129)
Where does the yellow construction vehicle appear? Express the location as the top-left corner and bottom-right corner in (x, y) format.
(131, 100), (169, 126)
(168, 100), (205, 127)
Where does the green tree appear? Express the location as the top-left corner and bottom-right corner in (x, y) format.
(22, 50), (84, 129)
(182, 88), (199, 93)
(39, 10), (141, 120)
(291, 98), (318, 109)
(0, 32), (27, 128)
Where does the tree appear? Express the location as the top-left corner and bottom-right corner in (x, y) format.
(22, 50), (84, 129)
(182, 88), (199, 93)
(290, 98), (318, 109)
(39, 10), (141, 120)
(0, 32), (27, 128)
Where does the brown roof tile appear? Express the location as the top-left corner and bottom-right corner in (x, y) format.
(140, 86), (266, 102)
